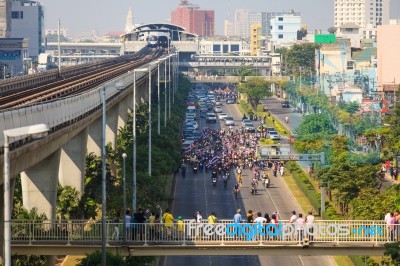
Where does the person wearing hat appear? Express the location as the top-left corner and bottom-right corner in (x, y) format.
(177, 216), (184, 240)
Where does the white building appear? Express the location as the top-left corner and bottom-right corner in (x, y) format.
(270, 12), (301, 45)
(224, 20), (235, 36)
(44, 28), (68, 38)
(198, 39), (242, 55)
(334, 0), (390, 39)
(10, 0), (44, 57)
(336, 23), (363, 48)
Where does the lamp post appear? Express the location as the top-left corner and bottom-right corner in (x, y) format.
(3, 124), (49, 266)
(168, 55), (171, 119)
(164, 56), (167, 128)
(101, 85), (107, 266)
(148, 63), (157, 176)
(157, 59), (162, 135)
(132, 68), (148, 214)
(121, 153), (127, 244)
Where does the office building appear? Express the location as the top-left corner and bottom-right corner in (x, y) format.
(10, 0), (44, 57)
(171, 0), (214, 37)
(224, 20), (235, 36)
(334, 0), (390, 39)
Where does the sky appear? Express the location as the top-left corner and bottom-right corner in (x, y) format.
(41, 0), (400, 38)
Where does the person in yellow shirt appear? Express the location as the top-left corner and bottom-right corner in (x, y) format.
(162, 208), (174, 239)
(177, 216), (184, 240)
(207, 211), (217, 240)
(148, 212), (156, 240)
(207, 211), (217, 224)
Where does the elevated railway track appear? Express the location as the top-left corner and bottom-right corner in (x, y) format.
(0, 47), (163, 110)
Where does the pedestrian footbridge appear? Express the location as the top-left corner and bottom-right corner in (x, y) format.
(10, 219), (398, 256)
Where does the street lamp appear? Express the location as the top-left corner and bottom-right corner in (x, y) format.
(164, 57), (167, 128)
(148, 63), (157, 176)
(132, 68), (148, 214)
(100, 82), (123, 265)
(121, 153), (127, 244)
(157, 60), (161, 135)
(3, 124), (49, 266)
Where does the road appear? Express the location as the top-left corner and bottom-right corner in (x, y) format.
(163, 93), (336, 266)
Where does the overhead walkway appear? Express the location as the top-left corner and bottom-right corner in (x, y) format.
(10, 219), (398, 256)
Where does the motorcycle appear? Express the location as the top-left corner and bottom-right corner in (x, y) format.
(250, 185), (258, 195)
(226, 171), (230, 180)
(223, 178), (228, 189)
(212, 177), (217, 187)
(264, 178), (270, 188)
(234, 188), (239, 199)
(181, 166), (186, 178)
(193, 164), (198, 174)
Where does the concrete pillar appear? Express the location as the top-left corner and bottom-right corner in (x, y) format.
(59, 128), (87, 193)
(0, 184), (4, 264)
(118, 96), (130, 130)
(105, 104), (119, 149)
(87, 117), (102, 156)
(21, 152), (59, 220)
(0, 177), (16, 264)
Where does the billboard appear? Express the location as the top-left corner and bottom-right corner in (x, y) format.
(0, 50), (21, 60)
(315, 34), (336, 44)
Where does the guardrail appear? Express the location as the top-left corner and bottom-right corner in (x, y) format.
(11, 219), (399, 246)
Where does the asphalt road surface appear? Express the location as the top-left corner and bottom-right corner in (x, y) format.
(162, 93), (336, 266)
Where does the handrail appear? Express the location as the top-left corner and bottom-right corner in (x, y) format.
(11, 219), (399, 245)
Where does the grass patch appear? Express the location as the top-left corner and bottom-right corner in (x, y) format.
(334, 256), (355, 266)
(283, 172), (315, 215)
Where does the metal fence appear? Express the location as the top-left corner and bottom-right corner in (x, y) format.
(11, 219), (399, 246)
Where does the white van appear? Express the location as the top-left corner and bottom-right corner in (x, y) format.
(186, 106), (196, 114)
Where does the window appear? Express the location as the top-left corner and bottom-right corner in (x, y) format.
(278, 25), (283, 30)
(278, 34), (283, 39)
(11, 11), (19, 19)
(278, 17), (283, 21)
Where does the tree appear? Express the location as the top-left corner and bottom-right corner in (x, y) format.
(237, 77), (272, 109)
(384, 241), (400, 265)
(279, 43), (320, 76)
(56, 185), (80, 220)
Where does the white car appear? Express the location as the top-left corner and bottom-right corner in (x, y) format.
(214, 106), (223, 113)
(186, 120), (199, 130)
(268, 131), (281, 140)
(218, 113), (228, 120)
(215, 101), (222, 107)
(224, 116), (236, 126)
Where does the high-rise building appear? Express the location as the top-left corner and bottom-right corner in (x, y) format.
(0, 0), (11, 37)
(225, 9), (301, 38)
(10, 0), (44, 56)
(171, 0), (214, 37)
(334, 0), (390, 38)
(234, 9), (250, 38)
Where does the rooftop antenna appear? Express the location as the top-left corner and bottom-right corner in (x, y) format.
(227, 0), (230, 20)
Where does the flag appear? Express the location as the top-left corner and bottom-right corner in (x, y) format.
(146, 209), (150, 214)
(156, 204), (161, 209)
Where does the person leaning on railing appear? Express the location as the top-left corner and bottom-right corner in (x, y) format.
(162, 208), (174, 240)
